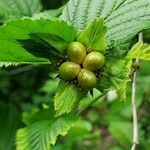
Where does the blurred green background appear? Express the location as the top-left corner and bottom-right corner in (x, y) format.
(0, 0), (149, 150)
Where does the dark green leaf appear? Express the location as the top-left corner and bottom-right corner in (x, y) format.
(0, 39), (50, 67)
(0, 102), (21, 150)
(0, 18), (77, 67)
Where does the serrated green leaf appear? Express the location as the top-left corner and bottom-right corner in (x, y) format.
(97, 58), (132, 101)
(77, 18), (107, 51)
(0, 18), (77, 67)
(61, 0), (150, 50)
(127, 42), (150, 60)
(0, 62), (19, 67)
(16, 114), (78, 150)
(0, 18), (77, 42)
(0, 0), (42, 23)
(0, 39), (50, 66)
(54, 80), (86, 116)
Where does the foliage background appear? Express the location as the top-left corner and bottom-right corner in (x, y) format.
(0, 0), (149, 150)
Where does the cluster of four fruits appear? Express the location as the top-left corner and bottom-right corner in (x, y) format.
(59, 42), (105, 90)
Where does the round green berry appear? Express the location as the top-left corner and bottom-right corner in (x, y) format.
(59, 62), (81, 81)
(67, 41), (86, 64)
(78, 69), (97, 90)
(83, 51), (105, 71)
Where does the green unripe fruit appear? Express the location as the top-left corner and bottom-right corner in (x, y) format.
(83, 51), (105, 71)
(59, 62), (81, 81)
(67, 41), (86, 64)
(78, 69), (97, 90)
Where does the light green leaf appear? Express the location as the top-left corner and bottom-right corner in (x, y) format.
(54, 80), (86, 116)
(98, 58), (132, 101)
(0, 18), (77, 42)
(0, 18), (77, 67)
(0, 0), (42, 23)
(77, 18), (107, 51)
(109, 121), (132, 144)
(0, 62), (19, 67)
(16, 114), (78, 150)
(61, 0), (150, 50)
(127, 42), (150, 60)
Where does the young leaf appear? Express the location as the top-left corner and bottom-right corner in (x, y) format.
(16, 115), (78, 150)
(97, 58), (132, 101)
(0, 18), (77, 67)
(127, 42), (150, 60)
(54, 80), (86, 116)
(77, 18), (107, 51)
(0, 0), (42, 23)
(61, 0), (150, 50)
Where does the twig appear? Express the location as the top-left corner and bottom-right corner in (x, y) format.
(131, 33), (143, 150)
(131, 61), (139, 150)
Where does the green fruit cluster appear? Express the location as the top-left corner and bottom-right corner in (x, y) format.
(59, 41), (105, 90)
